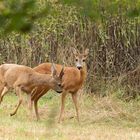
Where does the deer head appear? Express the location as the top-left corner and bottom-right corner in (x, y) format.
(51, 63), (64, 93)
(73, 48), (89, 70)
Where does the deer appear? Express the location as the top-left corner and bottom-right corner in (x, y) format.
(30, 48), (89, 122)
(0, 63), (64, 117)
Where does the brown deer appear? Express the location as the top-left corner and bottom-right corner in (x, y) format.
(0, 63), (64, 116)
(31, 48), (89, 122)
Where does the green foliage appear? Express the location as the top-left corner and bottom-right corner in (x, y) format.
(0, 0), (140, 34)
(0, 0), (51, 34)
(60, 0), (140, 21)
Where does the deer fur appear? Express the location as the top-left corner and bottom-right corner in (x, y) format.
(0, 63), (64, 116)
(31, 48), (89, 122)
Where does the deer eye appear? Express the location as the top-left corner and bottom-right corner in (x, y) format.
(76, 59), (78, 62)
(83, 59), (85, 62)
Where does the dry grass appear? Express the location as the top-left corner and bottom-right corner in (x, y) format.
(0, 91), (140, 140)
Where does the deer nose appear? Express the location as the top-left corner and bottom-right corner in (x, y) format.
(77, 66), (82, 70)
(57, 90), (63, 93)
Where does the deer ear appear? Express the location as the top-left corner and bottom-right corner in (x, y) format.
(51, 63), (57, 77)
(59, 65), (64, 79)
(84, 48), (89, 56)
(73, 48), (79, 56)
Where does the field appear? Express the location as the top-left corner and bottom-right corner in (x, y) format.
(0, 1), (140, 140)
(0, 91), (140, 140)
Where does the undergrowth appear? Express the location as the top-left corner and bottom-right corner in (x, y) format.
(0, 89), (140, 140)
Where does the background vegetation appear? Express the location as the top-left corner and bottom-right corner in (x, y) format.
(0, 0), (139, 99)
(0, 0), (140, 139)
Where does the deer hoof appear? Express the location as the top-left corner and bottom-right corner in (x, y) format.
(10, 113), (15, 116)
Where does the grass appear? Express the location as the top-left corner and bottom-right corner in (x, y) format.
(0, 91), (140, 140)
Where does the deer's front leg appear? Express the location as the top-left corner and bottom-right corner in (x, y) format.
(58, 92), (67, 123)
(10, 86), (22, 116)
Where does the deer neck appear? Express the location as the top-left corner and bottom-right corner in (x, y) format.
(31, 73), (52, 87)
(79, 64), (87, 84)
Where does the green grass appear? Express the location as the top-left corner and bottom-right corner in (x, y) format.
(0, 91), (140, 140)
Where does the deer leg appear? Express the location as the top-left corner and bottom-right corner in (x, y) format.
(0, 84), (4, 100)
(33, 89), (49, 120)
(71, 93), (79, 122)
(30, 87), (38, 101)
(27, 94), (31, 108)
(29, 100), (34, 119)
(27, 94), (33, 112)
(0, 86), (9, 104)
(10, 87), (22, 116)
(31, 88), (46, 101)
(33, 91), (44, 120)
(58, 92), (67, 123)
(27, 94), (34, 118)
(34, 99), (40, 120)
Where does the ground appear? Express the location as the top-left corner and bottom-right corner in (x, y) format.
(0, 91), (140, 140)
